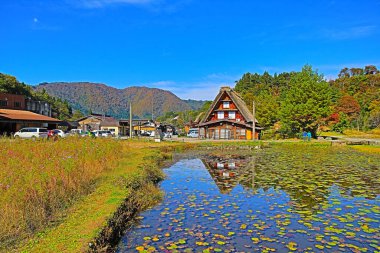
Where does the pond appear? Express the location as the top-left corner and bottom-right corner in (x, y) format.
(117, 144), (380, 252)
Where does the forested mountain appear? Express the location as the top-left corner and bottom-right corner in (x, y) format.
(35, 82), (205, 119)
(234, 65), (380, 137)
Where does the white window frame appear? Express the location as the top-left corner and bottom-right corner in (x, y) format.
(223, 101), (230, 108)
(228, 111), (236, 119)
(217, 111), (224, 119)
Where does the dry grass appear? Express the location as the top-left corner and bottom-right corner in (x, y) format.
(350, 145), (380, 154)
(0, 138), (191, 252)
(343, 129), (380, 139)
(0, 137), (122, 248)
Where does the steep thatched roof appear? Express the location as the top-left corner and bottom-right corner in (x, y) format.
(194, 112), (205, 123)
(200, 86), (257, 124)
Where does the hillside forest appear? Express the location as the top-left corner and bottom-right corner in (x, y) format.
(160, 65), (380, 137)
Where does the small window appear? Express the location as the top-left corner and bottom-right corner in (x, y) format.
(39, 128), (48, 133)
(0, 100), (8, 106)
(14, 102), (21, 107)
(223, 101), (230, 108)
(217, 111), (224, 119)
(30, 128), (37, 132)
(228, 111), (236, 119)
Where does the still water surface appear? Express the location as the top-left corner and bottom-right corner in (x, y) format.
(117, 146), (379, 252)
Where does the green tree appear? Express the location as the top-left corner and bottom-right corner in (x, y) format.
(332, 113), (350, 133)
(0, 73), (33, 96)
(279, 65), (333, 137)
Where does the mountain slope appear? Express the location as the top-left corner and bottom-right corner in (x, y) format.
(35, 82), (203, 119)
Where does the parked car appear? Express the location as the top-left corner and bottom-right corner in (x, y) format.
(92, 130), (112, 137)
(187, 128), (199, 138)
(69, 129), (84, 136)
(48, 129), (67, 138)
(14, 128), (48, 139)
(54, 129), (66, 137)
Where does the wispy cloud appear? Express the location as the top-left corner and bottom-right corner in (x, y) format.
(136, 73), (238, 100)
(322, 25), (377, 40)
(69, 0), (191, 12)
(72, 0), (157, 8)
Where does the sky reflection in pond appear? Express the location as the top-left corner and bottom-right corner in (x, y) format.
(117, 146), (380, 252)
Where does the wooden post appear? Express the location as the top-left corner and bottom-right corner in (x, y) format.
(129, 102), (132, 138)
(252, 100), (256, 140)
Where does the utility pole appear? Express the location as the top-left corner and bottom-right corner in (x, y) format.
(129, 102), (132, 139)
(252, 100), (256, 140)
(152, 92), (154, 121)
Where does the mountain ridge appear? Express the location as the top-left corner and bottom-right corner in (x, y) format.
(35, 82), (206, 119)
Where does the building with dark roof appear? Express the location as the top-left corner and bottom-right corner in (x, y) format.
(0, 109), (61, 135)
(198, 86), (262, 140)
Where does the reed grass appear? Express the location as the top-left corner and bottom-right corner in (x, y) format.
(0, 137), (122, 248)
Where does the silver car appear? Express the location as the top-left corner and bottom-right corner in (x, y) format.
(92, 130), (112, 137)
(14, 128), (48, 139)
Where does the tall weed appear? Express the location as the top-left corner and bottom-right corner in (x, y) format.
(0, 137), (122, 247)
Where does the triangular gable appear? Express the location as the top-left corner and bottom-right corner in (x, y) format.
(200, 86), (256, 124)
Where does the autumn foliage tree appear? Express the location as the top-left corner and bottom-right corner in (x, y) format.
(334, 95), (361, 120)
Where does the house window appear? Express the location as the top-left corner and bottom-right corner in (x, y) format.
(240, 129), (246, 136)
(223, 101), (230, 108)
(14, 102), (21, 108)
(217, 111), (224, 119)
(0, 100), (8, 106)
(228, 111), (236, 119)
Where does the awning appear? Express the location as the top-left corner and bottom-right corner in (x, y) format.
(0, 109), (61, 123)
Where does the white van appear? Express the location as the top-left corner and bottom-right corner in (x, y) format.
(14, 128), (48, 139)
(187, 128), (199, 138)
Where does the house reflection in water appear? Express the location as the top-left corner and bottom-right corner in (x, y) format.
(201, 157), (254, 194)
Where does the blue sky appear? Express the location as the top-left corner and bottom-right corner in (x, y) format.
(1, 0), (379, 100)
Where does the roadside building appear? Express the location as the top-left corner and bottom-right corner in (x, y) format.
(131, 120), (155, 136)
(0, 109), (61, 135)
(0, 94), (25, 110)
(197, 86), (261, 140)
(0, 93), (52, 117)
(25, 98), (52, 117)
(100, 118), (120, 136)
(77, 115), (102, 132)
(76, 114), (117, 132)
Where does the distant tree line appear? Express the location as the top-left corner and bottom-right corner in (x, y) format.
(234, 65), (380, 137)
(157, 101), (212, 131)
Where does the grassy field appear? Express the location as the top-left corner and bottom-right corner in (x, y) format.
(0, 138), (378, 252)
(0, 137), (191, 252)
(319, 129), (380, 139)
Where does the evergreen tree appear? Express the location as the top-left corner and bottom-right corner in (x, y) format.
(279, 65), (333, 137)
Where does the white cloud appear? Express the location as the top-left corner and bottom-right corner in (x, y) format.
(72, 0), (159, 8)
(323, 25), (377, 40)
(139, 79), (232, 100)
(33, 17), (38, 23)
(130, 71), (242, 100)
